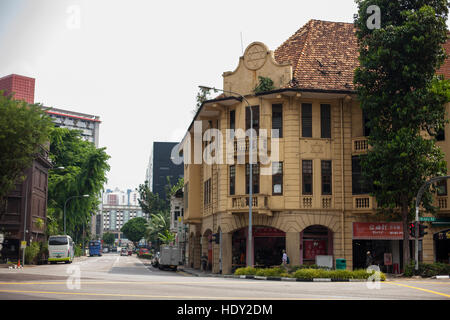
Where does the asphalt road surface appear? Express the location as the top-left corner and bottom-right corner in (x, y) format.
(0, 253), (449, 300)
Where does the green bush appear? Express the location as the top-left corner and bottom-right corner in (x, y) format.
(255, 267), (284, 277)
(234, 267), (258, 276)
(404, 261), (450, 277)
(293, 268), (328, 280)
(24, 242), (40, 264)
(74, 244), (83, 257)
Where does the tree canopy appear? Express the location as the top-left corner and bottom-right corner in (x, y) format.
(102, 232), (115, 246)
(47, 127), (110, 242)
(121, 217), (147, 246)
(354, 0), (450, 265)
(0, 94), (53, 205)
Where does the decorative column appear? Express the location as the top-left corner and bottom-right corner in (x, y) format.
(221, 232), (232, 275)
(286, 232), (300, 266)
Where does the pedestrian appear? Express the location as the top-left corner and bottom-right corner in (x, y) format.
(282, 250), (288, 270)
(365, 251), (373, 268)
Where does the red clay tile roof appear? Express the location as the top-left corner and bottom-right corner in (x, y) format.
(437, 32), (450, 79)
(275, 20), (359, 92)
(275, 20), (450, 91)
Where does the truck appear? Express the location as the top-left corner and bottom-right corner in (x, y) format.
(158, 245), (181, 271)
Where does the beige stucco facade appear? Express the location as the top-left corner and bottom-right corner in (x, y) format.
(180, 42), (450, 274)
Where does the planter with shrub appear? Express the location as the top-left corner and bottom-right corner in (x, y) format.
(234, 265), (386, 281)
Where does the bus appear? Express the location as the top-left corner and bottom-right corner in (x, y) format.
(89, 240), (102, 257)
(48, 235), (74, 264)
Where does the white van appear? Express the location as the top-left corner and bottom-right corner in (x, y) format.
(48, 235), (75, 264)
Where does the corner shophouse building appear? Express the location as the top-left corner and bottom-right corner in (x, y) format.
(180, 20), (450, 274)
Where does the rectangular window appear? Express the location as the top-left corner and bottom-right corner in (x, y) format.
(302, 103), (312, 137)
(272, 104), (283, 138)
(246, 163), (260, 194)
(437, 180), (448, 196)
(320, 104), (331, 138)
(352, 156), (371, 194)
(321, 160), (332, 195)
(229, 165), (235, 195)
(230, 110), (235, 131)
(204, 179), (211, 205)
(246, 106), (260, 132)
(302, 160), (313, 195)
(437, 129), (445, 141)
(272, 162), (283, 195)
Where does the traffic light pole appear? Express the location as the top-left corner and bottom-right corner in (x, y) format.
(415, 175), (450, 271)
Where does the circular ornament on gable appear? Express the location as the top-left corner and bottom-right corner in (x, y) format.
(243, 42), (268, 70)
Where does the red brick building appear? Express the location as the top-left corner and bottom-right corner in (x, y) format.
(0, 74), (50, 262)
(0, 74), (35, 104)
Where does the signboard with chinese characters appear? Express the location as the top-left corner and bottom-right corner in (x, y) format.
(352, 222), (403, 240)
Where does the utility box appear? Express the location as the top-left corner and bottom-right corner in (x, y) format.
(336, 258), (347, 270)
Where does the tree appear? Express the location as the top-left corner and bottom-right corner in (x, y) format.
(137, 182), (168, 214)
(354, 0), (450, 266)
(102, 232), (115, 247)
(192, 87), (217, 115)
(0, 94), (53, 210)
(121, 217), (147, 247)
(47, 127), (110, 243)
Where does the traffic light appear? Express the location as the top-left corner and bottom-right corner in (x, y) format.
(419, 223), (428, 238)
(409, 221), (417, 238)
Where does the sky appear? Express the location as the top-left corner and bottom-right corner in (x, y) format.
(1, 0), (448, 192)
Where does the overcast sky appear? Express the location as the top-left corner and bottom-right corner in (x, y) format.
(1, 1), (448, 192)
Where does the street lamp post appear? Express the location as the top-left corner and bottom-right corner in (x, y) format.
(199, 86), (254, 267)
(64, 194), (89, 235)
(415, 175), (450, 271)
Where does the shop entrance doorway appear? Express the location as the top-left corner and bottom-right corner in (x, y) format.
(434, 229), (450, 264)
(232, 226), (286, 270)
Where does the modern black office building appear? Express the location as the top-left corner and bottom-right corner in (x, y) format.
(148, 142), (184, 201)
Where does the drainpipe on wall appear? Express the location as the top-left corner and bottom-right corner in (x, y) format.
(340, 98), (345, 260)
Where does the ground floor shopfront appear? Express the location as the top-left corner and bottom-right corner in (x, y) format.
(185, 212), (450, 274)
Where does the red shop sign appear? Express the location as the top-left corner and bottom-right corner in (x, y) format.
(353, 222), (403, 240)
(253, 227), (285, 237)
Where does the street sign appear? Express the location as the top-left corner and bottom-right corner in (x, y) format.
(419, 217), (436, 222)
(20, 241), (27, 249)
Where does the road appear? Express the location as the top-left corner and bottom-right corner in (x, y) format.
(0, 253), (449, 300)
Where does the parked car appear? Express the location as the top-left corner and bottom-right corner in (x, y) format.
(127, 248), (132, 256)
(102, 247), (109, 253)
(138, 248), (149, 256)
(120, 248), (128, 256)
(111, 247), (118, 252)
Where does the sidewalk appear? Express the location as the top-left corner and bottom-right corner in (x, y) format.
(177, 267), (217, 277)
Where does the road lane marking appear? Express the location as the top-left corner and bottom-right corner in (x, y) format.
(0, 289), (341, 300)
(386, 282), (450, 298)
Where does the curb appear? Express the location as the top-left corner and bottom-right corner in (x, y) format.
(176, 268), (387, 282)
(434, 275), (450, 279)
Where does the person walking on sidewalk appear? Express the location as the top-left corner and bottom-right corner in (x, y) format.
(282, 250), (289, 271)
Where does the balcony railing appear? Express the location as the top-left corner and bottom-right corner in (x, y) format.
(352, 137), (369, 154)
(229, 194), (269, 211)
(353, 195), (375, 210)
(437, 196), (448, 209)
